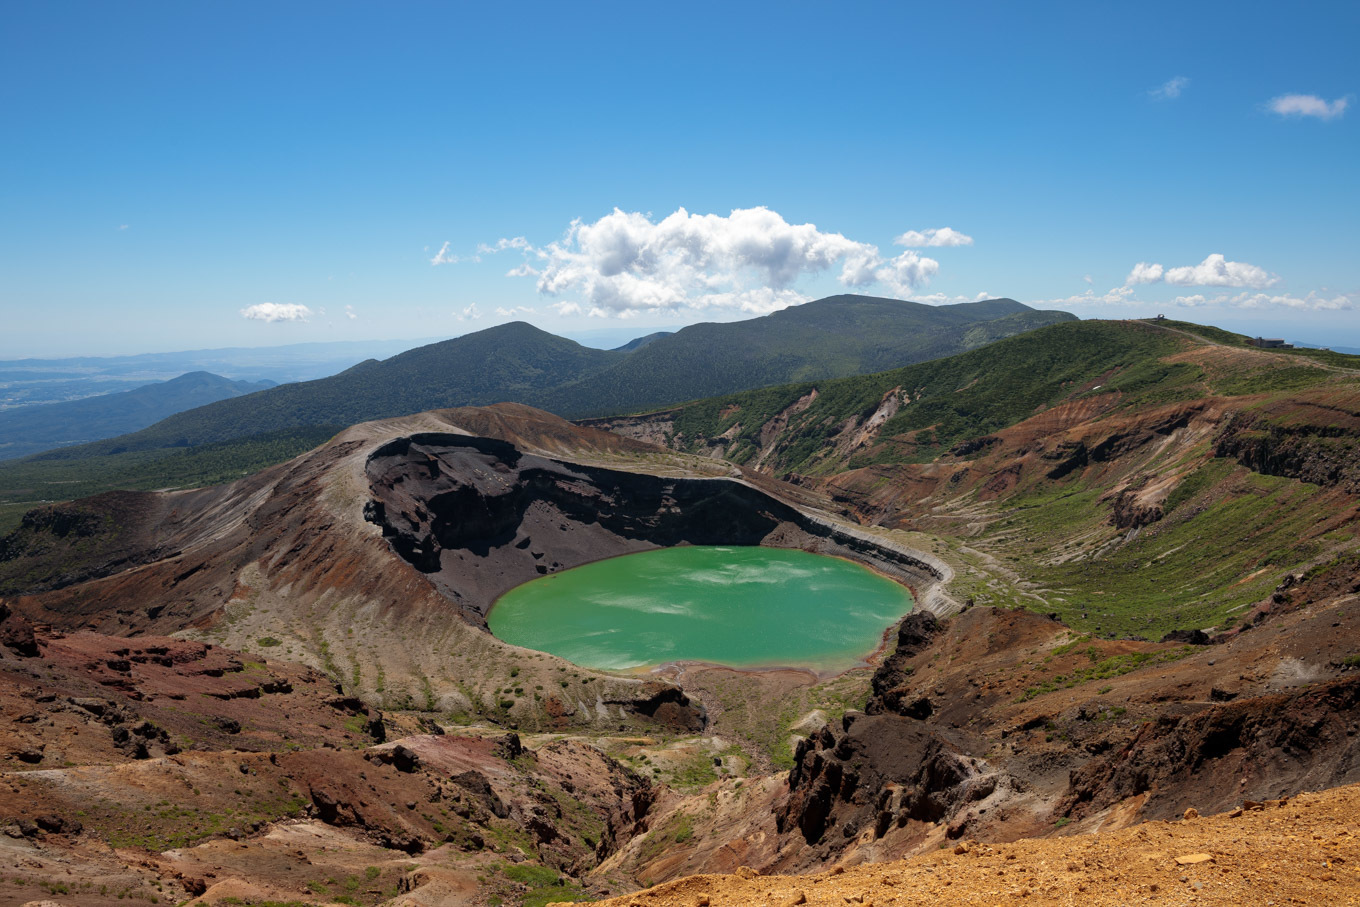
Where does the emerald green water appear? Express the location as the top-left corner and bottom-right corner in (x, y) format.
(488, 546), (914, 672)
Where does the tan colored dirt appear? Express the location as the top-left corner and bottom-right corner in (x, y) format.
(579, 783), (1360, 906)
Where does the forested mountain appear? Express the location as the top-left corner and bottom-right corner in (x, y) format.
(540, 296), (1075, 417)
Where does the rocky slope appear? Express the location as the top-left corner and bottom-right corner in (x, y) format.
(3, 318), (1360, 905)
(582, 781), (1360, 906)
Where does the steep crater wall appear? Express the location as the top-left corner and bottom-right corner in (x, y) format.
(364, 433), (947, 629)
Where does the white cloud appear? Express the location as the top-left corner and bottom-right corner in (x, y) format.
(471, 206), (946, 317)
(494, 305), (535, 319)
(1175, 291), (1354, 311)
(909, 291), (997, 306)
(431, 236), (530, 266)
(1035, 286), (1138, 307)
(1164, 254), (1278, 288)
(240, 302), (313, 322)
(456, 303), (482, 321)
(430, 242), (459, 265)
(1125, 262), (1165, 285)
(1083, 274), (1094, 285)
(1268, 94), (1349, 120)
(345, 305), (357, 320)
(873, 250), (940, 296)
(117, 224), (130, 231)
(1150, 76), (1189, 100)
(893, 227), (974, 248)
(1126, 254), (1277, 289)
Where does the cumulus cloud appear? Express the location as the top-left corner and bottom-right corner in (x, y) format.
(1150, 76), (1189, 100)
(345, 305), (357, 320)
(1175, 291), (1354, 311)
(1126, 262), (1164, 285)
(494, 305), (535, 319)
(1125, 254), (1277, 289)
(456, 303), (482, 321)
(893, 227), (974, 248)
(1165, 254), (1278, 288)
(1268, 94), (1349, 120)
(240, 303), (313, 322)
(460, 207), (951, 317)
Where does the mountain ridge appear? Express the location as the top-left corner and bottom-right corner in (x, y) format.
(0, 371), (275, 461)
(2, 294), (1074, 471)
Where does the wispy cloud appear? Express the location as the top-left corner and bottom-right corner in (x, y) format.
(444, 207), (963, 317)
(1150, 76), (1189, 100)
(893, 227), (973, 247)
(1174, 291), (1354, 311)
(240, 303), (313, 322)
(345, 305), (357, 320)
(456, 303), (482, 321)
(1035, 286), (1138, 307)
(117, 224), (130, 231)
(430, 236), (530, 266)
(1125, 254), (1277, 289)
(1268, 94), (1349, 120)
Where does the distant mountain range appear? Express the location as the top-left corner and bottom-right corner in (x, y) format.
(22, 295), (1075, 461)
(0, 372), (276, 461)
(0, 337), (440, 410)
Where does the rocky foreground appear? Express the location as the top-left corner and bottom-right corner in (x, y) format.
(581, 782), (1360, 906)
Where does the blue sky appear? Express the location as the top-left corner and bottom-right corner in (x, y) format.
(2, 1), (1357, 357)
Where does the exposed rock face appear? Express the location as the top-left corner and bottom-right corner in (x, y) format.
(363, 432), (947, 624)
(364, 434), (810, 622)
(1059, 675), (1360, 821)
(1215, 409), (1360, 491)
(778, 712), (991, 846)
(777, 612), (1015, 851)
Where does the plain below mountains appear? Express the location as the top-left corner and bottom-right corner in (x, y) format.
(24, 295), (1075, 461)
(0, 371), (275, 461)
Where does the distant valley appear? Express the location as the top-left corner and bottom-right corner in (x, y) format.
(0, 371), (275, 461)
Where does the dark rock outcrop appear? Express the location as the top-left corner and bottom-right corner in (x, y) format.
(1058, 675), (1360, 821)
(777, 711), (997, 846)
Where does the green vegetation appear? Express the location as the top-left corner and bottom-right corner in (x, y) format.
(1147, 318), (1360, 370)
(1018, 647), (1195, 701)
(544, 296), (1073, 418)
(671, 319), (1183, 474)
(1006, 461), (1329, 637)
(499, 862), (588, 906)
(0, 424), (338, 534)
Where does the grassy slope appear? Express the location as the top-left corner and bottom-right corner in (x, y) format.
(661, 318), (1355, 638)
(671, 319), (1193, 473)
(544, 297), (1075, 417)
